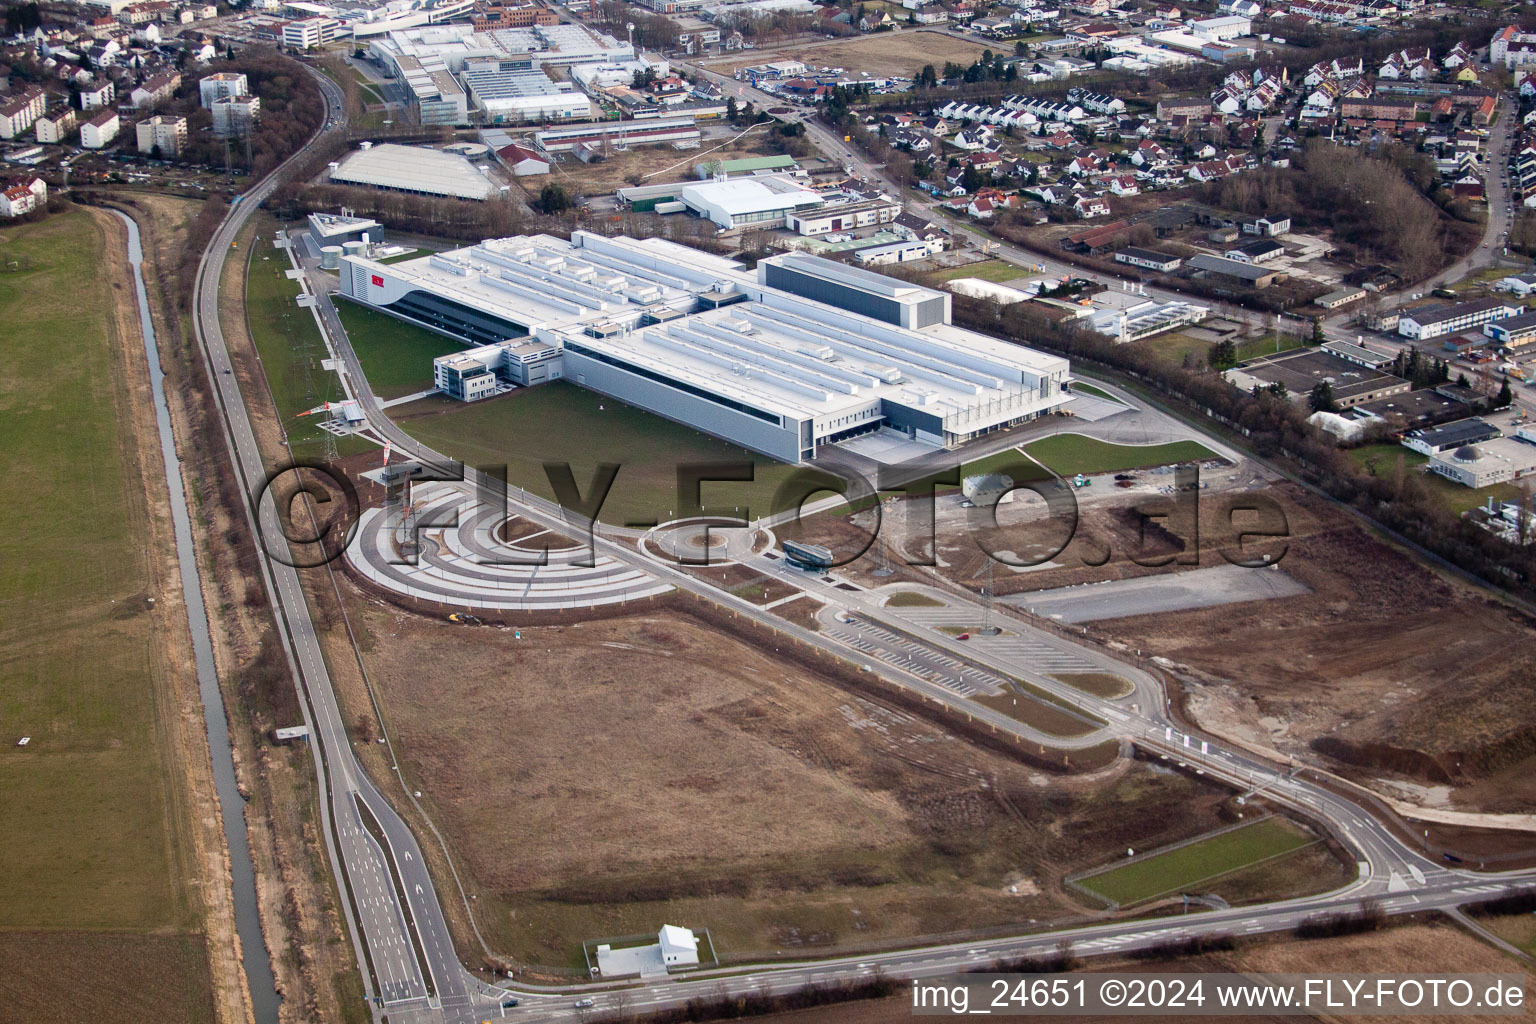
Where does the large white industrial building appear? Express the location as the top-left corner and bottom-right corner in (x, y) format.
(368, 23), (632, 123)
(327, 142), (498, 199)
(336, 233), (1071, 463)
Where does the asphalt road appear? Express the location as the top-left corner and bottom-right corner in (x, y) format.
(195, 59), (1536, 1024)
(188, 68), (498, 1024)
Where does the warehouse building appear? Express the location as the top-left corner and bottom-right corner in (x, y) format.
(1222, 349), (1410, 408)
(1483, 310), (1536, 351)
(461, 65), (591, 122)
(1398, 298), (1519, 341)
(1187, 252), (1283, 289)
(337, 233), (1071, 462)
(678, 177), (825, 231)
(328, 142), (497, 199)
(1402, 417), (1501, 455)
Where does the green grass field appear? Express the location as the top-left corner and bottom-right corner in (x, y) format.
(1074, 817), (1316, 907)
(1348, 443), (1523, 515)
(244, 227), (369, 457)
(0, 211), (203, 935)
(0, 209), (217, 1024)
(1021, 434), (1217, 476)
(921, 260), (1036, 285)
(334, 300), (464, 399)
(392, 383), (842, 526)
(1067, 382), (1119, 402)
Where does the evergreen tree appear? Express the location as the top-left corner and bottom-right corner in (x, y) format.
(1309, 380), (1337, 412)
(1498, 377), (1515, 409)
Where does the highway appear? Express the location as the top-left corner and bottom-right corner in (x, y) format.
(188, 67), (497, 1024)
(189, 56), (1536, 1024)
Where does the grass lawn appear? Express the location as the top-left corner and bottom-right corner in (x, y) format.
(1068, 382), (1119, 402)
(1349, 444), (1523, 515)
(1347, 443), (1428, 474)
(1050, 672), (1133, 699)
(921, 259), (1036, 285)
(0, 211), (208, 965)
(1483, 913), (1536, 956)
(391, 382), (841, 526)
(974, 684), (1102, 738)
(1130, 331), (1210, 368)
(1075, 817), (1316, 907)
(1236, 335), (1305, 361)
(334, 299), (464, 399)
(886, 591), (945, 607)
(244, 226), (369, 457)
(1021, 434), (1216, 476)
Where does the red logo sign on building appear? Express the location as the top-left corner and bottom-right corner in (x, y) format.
(371, 274), (384, 287)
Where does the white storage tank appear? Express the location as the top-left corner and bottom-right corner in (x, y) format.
(320, 245), (343, 270)
(342, 240), (366, 260)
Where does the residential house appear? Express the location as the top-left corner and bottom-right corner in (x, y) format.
(0, 86), (48, 139)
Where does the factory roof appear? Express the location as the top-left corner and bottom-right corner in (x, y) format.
(328, 143), (496, 200)
(680, 177), (823, 217)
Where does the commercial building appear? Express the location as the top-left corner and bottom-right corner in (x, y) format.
(853, 239), (937, 266)
(1223, 349), (1410, 408)
(1398, 298), (1519, 341)
(136, 114), (187, 156)
(1088, 300), (1209, 343)
(1402, 417), (1501, 455)
(1321, 338), (1393, 369)
(211, 95), (261, 136)
(328, 142), (497, 199)
(1484, 310), (1536, 351)
(1429, 437), (1536, 488)
(1113, 246), (1182, 272)
(337, 233), (1071, 462)
(784, 195), (901, 237)
(199, 71), (249, 106)
(678, 177), (825, 231)
(696, 154), (800, 179)
(284, 16), (340, 48)
(534, 116), (699, 154)
(80, 108), (120, 149)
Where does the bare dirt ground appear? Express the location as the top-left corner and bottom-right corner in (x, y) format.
(537, 136), (778, 197)
(706, 30), (994, 78)
(980, 482), (1536, 816)
(334, 584), (1342, 971)
(132, 195), (364, 1024)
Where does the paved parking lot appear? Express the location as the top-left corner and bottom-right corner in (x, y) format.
(1001, 563), (1309, 624)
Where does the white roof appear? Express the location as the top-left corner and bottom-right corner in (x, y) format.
(329, 143), (495, 200)
(680, 177), (822, 217)
(658, 925), (697, 952)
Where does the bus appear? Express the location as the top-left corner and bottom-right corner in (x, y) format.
(782, 540), (834, 571)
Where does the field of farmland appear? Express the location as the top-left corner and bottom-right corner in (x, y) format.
(704, 29), (994, 78)
(0, 212), (216, 1019)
